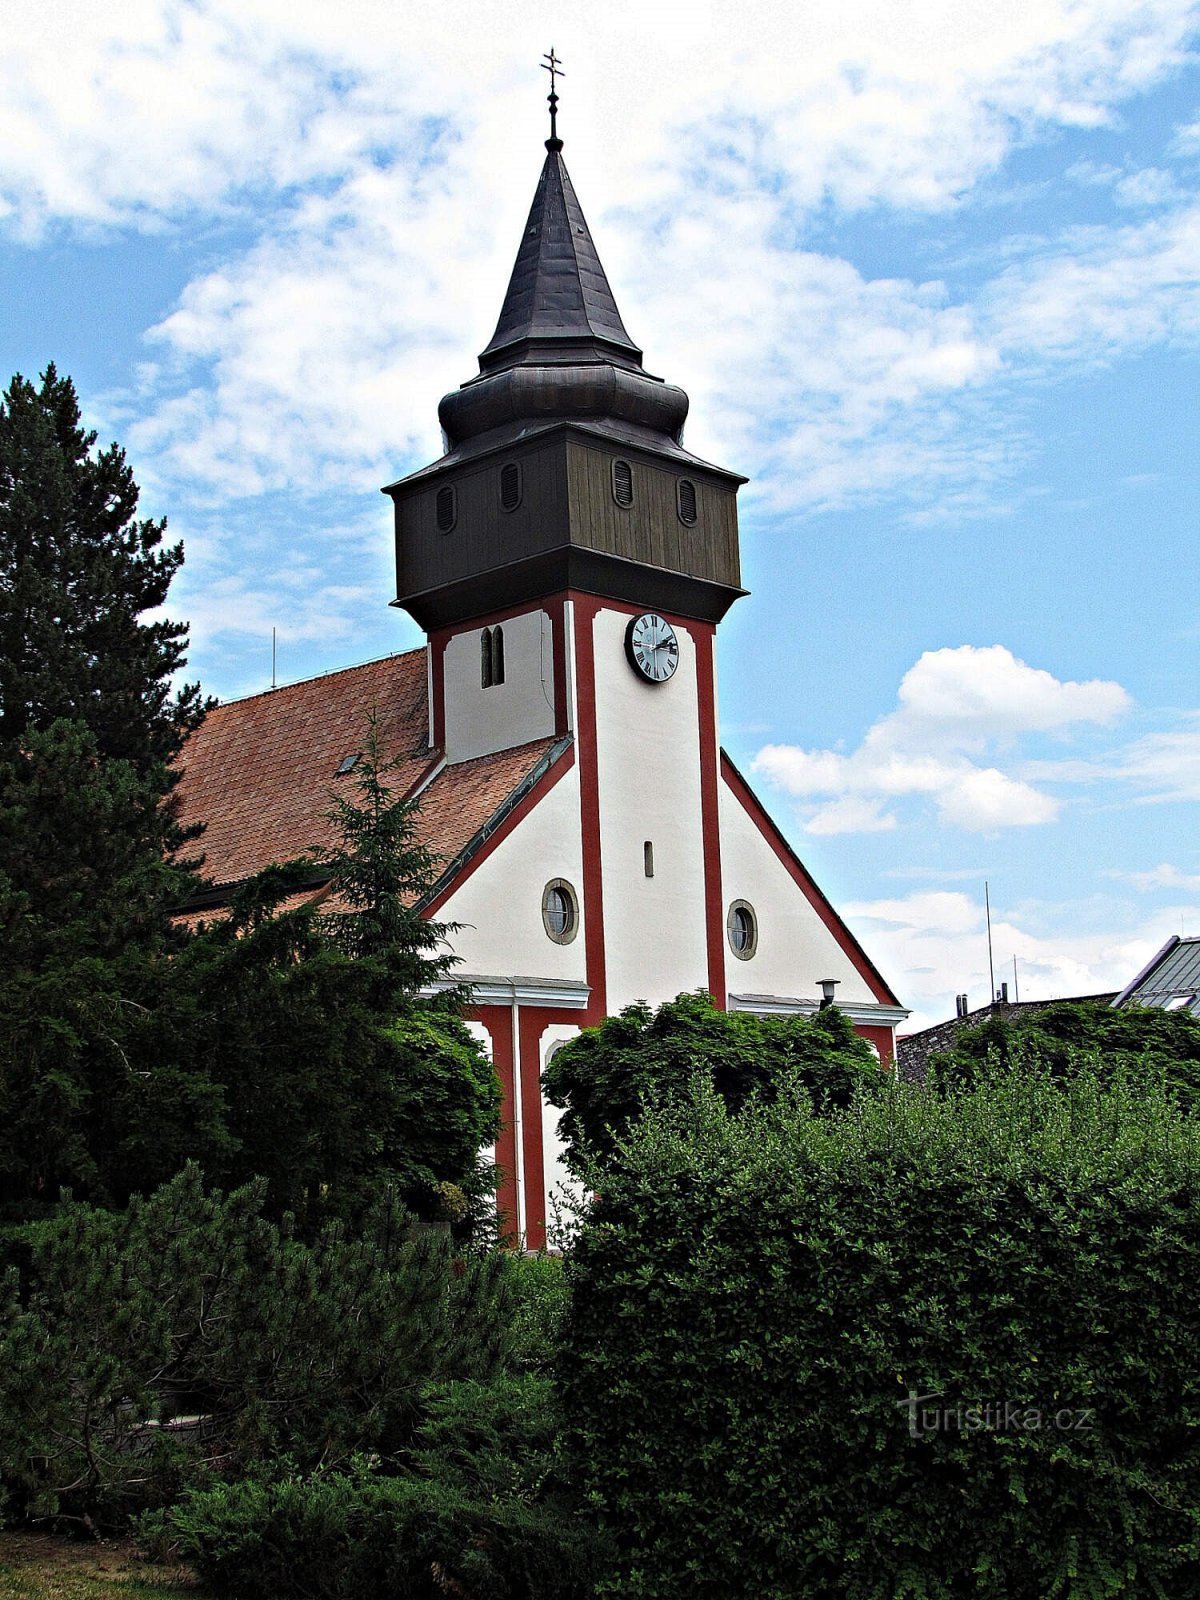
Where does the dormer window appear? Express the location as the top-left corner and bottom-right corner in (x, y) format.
(612, 459), (634, 507)
(677, 478), (698, 527)
(499, 462), (522, 512)
(481, 625), (505, 689)
(435, 484), (457, 533)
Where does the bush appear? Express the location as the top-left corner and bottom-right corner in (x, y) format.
(560, 1068), (1200, 1599)
(0, 1166), (514, 1528)
(928, 999), (1200, 1102)
(507, 1253), (570, 1372)
(542, 990), (876, 1173)
(156, 1377), (612, 1600)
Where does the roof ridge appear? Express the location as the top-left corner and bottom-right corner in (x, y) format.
(211, 647), (424, 711)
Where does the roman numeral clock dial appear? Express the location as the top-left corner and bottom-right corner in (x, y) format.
(625, 612), (680, 683)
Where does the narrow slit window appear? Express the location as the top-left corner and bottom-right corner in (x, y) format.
(612, 459), (634, 507)
(491, 625), (505, 686)
(500, 461), (522, 512)
(435, 484), (456, 533)
(481, 627), (493, 689)
(643, 840), (654, 878)
(677, 478), (698, 526)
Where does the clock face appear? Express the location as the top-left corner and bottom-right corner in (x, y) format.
(625, 612), (680, 683)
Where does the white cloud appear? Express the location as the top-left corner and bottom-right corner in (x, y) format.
(986, 201), (1200, 363)
(4, 1), (1195, 235)
(4, 1), (1200, 512)
(1110, 862), (1200, 891)
(753, 645), (1130, 834)
(1026, 714), (1200, 804)
(845, 887), (1198, 1032)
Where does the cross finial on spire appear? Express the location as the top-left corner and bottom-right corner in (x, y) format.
(542, 48), (564, 151)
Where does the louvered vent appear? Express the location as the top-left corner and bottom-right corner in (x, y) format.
(612, 459), (634, 507)
(435, 485), (456, 532)
(677, 478), (698, 526)
(500, 462), (522, 511)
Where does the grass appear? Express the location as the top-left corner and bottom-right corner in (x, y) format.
(0, 1531), (204, 1599)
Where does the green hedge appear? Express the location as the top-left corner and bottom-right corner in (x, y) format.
(560, 1068), (1200, 1599)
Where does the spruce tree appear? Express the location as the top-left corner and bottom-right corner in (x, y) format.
(0, 365), (203, 768)
(0, 368), (206, 1214)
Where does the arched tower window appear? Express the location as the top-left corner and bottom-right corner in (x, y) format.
(612, 459), (634, 507)
(500, 461), (522, 511)
(481, 625), (505, 689)
(435, 484), (456, 533)
(677, 478), (698, 527)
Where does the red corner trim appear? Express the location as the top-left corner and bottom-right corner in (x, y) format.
(470, 1003), (519, 1244)
(694, 626), (726, 1008)
(720, 751), (901, 1007)
(569, 593), (608, 1022)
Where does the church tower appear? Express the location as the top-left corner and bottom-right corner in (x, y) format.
(176, 70), (905, 1249)
(385, 126), (746, 642)
(377, 89), (904, 1241)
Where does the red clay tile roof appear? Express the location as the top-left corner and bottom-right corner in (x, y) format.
(175, 650), (564, 902)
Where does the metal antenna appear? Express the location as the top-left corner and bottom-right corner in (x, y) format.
(271, 627), (277, 690)
(542, 48), (564, 150)
(985, 881), (996, 1004)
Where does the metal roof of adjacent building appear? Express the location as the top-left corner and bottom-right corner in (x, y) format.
(1112, 935), (1200, 1016)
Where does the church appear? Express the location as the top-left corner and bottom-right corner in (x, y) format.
(175, 109), (908, 1248)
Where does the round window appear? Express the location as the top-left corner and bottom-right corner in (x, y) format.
(542, 879), (579, 944)
(727, 899), (758, 960)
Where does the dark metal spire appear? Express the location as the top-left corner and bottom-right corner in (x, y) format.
(542, 48), (564, 152)
(435, 69), (691, 449)
(477, 142), (642, 374)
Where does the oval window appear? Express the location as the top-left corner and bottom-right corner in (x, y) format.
(612, 459), (634, 507)
(542, 879), (579, 944)
(677, 478), (698, 527)
(435, 484), (456, 533)
(500, 461), (522, 512)
(727, 900), (757, 960)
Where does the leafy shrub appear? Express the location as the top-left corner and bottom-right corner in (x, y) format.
(156, 1377), (611, 1600)
(928, 998), (1200, 1101)
(560, 1069), (1200, 1599)
(0, 1165), (514, 1527)
(542, 990), (875, 1172)
(506, 1253), (570, 1371)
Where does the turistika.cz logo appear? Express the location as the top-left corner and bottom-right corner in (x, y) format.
(898, 1390), (1095, 1440)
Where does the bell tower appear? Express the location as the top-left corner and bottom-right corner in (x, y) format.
(372, 70), (904, 1244)
(382, 74), (752, 1017)
(383, 120), (747, 646)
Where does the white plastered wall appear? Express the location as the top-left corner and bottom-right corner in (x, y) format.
(443, 607), (559, 764)
(462, 1019), (497, 1216)
(438, 759), (586, 981)
(718, 775), (879, 1004)
(591, 606), (709, 1011)
(537, 1023), (584, 1251)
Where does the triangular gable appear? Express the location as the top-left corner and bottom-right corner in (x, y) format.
(720, 751), (900, 1008)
